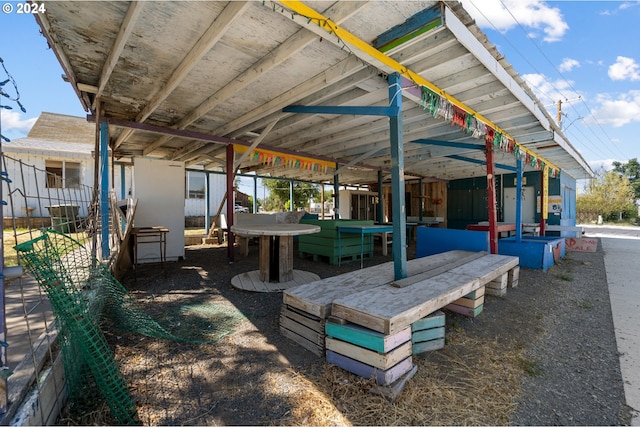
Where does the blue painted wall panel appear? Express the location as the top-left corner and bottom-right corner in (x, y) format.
(499, 237), (565, 271)
(416, 227), (489, 258)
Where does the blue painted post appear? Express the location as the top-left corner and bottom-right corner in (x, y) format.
(120, 163), (126, 199)
(0, 109), (6, 412)
(388, 73), (407, 280)
(253, 175), (258, 213)
(205, 172), (211, 233)
(100, 120), (110, 259)
(334, 167), (340, 219)
(419, 178), (424, 221)
(515, 159), (523, 243)
(289, 180), (294, 211)
(377, 170), (384, 223)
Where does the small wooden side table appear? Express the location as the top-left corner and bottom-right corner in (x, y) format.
(131, 226), (169, 278)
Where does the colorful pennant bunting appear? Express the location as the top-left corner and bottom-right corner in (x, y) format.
(420, 85), (560, 178)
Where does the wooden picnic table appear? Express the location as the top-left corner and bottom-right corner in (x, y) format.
(230, 223), (320, 291)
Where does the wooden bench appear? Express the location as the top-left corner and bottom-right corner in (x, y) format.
(298, 219), (376, 265)
(280, 250), (518, 355)
(330, 254), (518, 334)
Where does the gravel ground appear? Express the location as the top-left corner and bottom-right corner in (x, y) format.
(459, 242), (632, 425)
(63, 237), (633, 425)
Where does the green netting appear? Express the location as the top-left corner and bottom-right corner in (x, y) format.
(14, 230), (140, 425)
(14, 229), (247, 425)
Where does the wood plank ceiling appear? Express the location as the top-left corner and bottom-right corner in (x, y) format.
(35, 0), (593, 185)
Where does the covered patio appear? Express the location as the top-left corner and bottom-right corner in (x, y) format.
(33, 0), (591, 279)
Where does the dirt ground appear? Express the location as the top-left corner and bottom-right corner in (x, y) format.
(61, 238), (632, 426)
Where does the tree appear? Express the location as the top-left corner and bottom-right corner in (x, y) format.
(312, 189), (333, 203)
(577, 167), (637, 221)
(612, 158), (640, 201)
(262, 179), (319, 211)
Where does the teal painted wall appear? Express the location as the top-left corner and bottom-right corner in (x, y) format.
(446, 172), (576, 229)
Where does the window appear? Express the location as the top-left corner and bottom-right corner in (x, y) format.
(186, 171), (206, 199)
(45, 160), (81, 189)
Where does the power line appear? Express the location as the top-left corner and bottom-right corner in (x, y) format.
(497, 0), (627, 161)
(466, 0), (627, 162)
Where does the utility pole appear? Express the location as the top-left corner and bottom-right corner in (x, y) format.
(555, 97), (582, 130)
(557, 99), (563, 128)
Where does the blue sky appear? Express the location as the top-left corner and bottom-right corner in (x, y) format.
(460, 0), (640, 178)
(1, 1), (639, 185)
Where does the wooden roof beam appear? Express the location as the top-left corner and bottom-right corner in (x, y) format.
(143, 1), (370, 157)
(115, 1), (251, 149)
(93, 2), (145, 112)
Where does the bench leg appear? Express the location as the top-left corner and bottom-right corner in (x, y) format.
(508, 266), (520, 288)
(486, 273), (508, 297)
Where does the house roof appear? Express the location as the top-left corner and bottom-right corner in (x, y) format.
(26, 112), (95, 144)
(5, 112), (94, 157)
(34, 1), (593, 184)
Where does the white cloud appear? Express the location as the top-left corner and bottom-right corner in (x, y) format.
(590, 90), (640, 128)
(460, 0), (569, 42)
(559, 58), (580, 73)
(601, 2), (640, 15)
(0, 110), (37, 136)
(589, 159), (617, 172)
(608, 56), (640, 81)
(521, 72), (582, 108)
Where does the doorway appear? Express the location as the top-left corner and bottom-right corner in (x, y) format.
(504, 186), (535, 223)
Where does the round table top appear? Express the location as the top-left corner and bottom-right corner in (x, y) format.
(230, 223), (320, 237)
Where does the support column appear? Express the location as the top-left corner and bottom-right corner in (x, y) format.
(120, 163), (126, 199)
(226, 144), (235, 262)
(377, 170), (384, 223)
(253, 175), (258, 213)
(485, 137), (498, 254)
(515, 159), (523, 243)
(321, 183), (325, 219)
(205, 172), (211, 233)
(388, 73), (407, 279)
(0, 104), (7, 414)
(333, 167), (339, 219)
(540, 168), (548, 236)
(419, 178), (424, 221)
(289, 180), (294, 211)
(100, 119), (110, 259)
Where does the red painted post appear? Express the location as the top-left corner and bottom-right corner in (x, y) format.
(226, 144), (235, 262)
(485, 139), (498, 254)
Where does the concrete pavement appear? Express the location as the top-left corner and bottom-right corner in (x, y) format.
(582, 225), (640, 425)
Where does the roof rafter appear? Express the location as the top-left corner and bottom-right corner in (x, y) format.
(142, 1), (370, 158)
(114, 1), (251, 149)
(93, 1), (145, 111)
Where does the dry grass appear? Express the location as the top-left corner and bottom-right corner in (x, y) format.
(3, 229), (45, 266)
(184, 227), (207, 236)
(63, 315), (528, 426)
(3, 229), (89, 266)
(286, 328), (526, 426)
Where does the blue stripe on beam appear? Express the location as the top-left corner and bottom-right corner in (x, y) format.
(283, 105), (398, 117)
(446, 154), (517, 171)
(410, 139), (484, 150)
(373, 4), (443, 49)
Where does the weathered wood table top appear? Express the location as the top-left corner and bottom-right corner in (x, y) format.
(230, 223), (320, 236)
